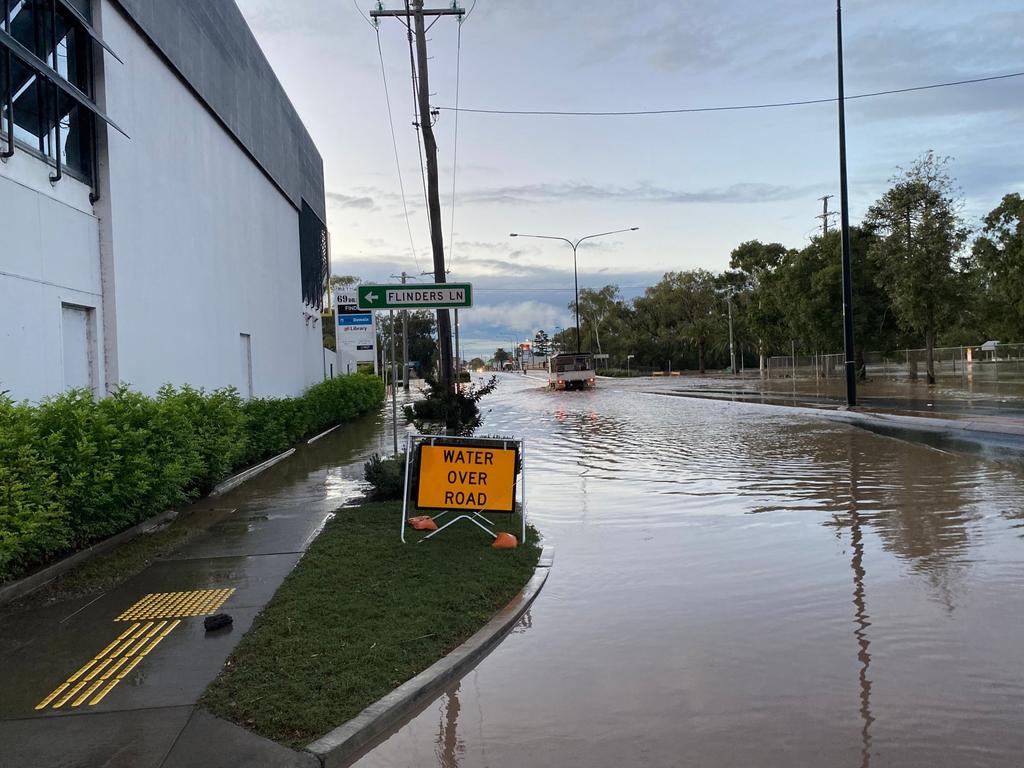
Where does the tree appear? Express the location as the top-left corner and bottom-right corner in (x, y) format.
(729, 240), (788, 278)
(772, 228), (900, 376)
(676, 270), (726, 374)
(493, 348), (510, 365)
(570, 285), (621, 354)
(633, 270), (726, 373)
(533, 330), (551, 357)
(468, 357), (486, 370)
(864, 152), (969, 383)
(377, 311), (436, 377)
(969, 193), (1024, 340)
(329, 274), (360, 292)
(729, 241), (793, 367)
(549, 328), (575, 355)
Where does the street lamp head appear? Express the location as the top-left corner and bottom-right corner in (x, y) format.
(630, 227), (639, 231)
(509, 233), (518, 237)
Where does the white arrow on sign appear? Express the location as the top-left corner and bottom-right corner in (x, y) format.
(365, 291), (379, 304)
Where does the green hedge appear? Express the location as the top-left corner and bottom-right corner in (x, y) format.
(0, 374), (384, 582)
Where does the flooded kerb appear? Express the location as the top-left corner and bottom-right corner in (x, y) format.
(0, 401), (408, 767)
(633, 373), (1024, 420)
(353, 374), (1024, 768)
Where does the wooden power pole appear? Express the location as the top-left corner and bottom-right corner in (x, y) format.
(371, 1), (463, 393)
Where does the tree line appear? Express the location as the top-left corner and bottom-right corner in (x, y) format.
(551, 152), (1024, 383)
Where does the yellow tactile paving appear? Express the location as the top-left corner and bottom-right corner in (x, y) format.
(115, 588), (235, 621)
(35, 586), (233, 710)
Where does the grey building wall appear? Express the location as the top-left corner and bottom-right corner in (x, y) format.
(111, 0), (327, 222)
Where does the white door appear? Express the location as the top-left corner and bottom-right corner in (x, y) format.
(239, 333), (253, 399)
(61, 304), (96, 395)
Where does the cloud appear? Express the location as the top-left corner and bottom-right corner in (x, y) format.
(467, 301), (570, 336)
(460, 181), (819, 206)
(327, 192), (376, 210)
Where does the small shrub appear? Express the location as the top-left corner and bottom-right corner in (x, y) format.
(33, 387), (195, 545)
(0, 397), (68, 579)
(158, 386), (247, 494)
(0, 373), (386, 583)
(363, 453), (406, 500)
(406, 375), (499, 435)
(243, 397), (311, 463)
(306, 373), (384, 432)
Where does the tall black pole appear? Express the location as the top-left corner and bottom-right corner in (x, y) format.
(572, 242), (581, 354)
(836, 0), (857, 407)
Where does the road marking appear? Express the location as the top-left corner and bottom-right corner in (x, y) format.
(116, 588), (235, 621)
(36, 589), (233, 710)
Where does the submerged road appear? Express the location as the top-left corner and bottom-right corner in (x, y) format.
(355, 374), (1024, 768)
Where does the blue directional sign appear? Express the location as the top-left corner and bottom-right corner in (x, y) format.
(338, 314), (373, 326)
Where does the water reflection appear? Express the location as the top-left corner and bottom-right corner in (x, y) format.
(435, 683), (463, 768)
(847, 443), (874, 768)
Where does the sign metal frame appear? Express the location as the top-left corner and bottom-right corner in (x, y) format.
(400, 434), (527, 545)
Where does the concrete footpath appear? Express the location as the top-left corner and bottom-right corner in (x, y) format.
(0, 421), (387, 768)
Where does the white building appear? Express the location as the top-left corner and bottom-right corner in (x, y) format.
(0, 0), (329, 403)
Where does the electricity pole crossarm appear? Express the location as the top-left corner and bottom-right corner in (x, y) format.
(370, 6), (463, 16)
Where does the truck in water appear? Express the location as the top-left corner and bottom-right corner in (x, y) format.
(548, 352), (596, 390)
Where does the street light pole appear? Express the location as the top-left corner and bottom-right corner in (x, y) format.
(510, 228), (639, 354)
(836, 0), (857, 407)
(727, 293), (736, 375)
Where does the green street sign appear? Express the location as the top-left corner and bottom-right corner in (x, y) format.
(357, 283), (473, 310)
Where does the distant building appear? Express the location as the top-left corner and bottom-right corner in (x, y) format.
(1, 0), (329, 402)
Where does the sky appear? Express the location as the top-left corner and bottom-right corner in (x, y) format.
(235, 0), (1024, 358)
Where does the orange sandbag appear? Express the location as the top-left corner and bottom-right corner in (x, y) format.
(408, 516), (438, 531)
(491, 532), (518, 549)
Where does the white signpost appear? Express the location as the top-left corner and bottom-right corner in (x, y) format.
(335, 290), (377, 376)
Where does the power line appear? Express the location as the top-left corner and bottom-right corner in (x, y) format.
(375, 28), (421, 272)
(351, 0), (377, 28)
(436, 70), (1024, 117)
(475, 286), (651, 292)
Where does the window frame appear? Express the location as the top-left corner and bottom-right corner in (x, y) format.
(1, 0), (125, 189)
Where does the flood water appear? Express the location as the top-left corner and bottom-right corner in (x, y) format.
(354, 374), (1024, 768)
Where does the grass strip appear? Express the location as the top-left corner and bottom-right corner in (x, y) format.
(201, 501), (540, 747)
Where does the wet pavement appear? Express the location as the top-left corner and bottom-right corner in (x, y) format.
(0, 400), (407, 768)
(353, 374), (1024, 768)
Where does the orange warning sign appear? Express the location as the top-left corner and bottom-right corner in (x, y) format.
(417, 445), (517, 512)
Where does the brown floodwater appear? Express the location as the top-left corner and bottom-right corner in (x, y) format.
(353, 374), (1024, 768)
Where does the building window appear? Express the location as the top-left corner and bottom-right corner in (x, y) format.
(1, 0), (117, 185)
(298, 200), (328, 310)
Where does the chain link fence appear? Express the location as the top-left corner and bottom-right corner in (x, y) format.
(767, 343), (1024, 380)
